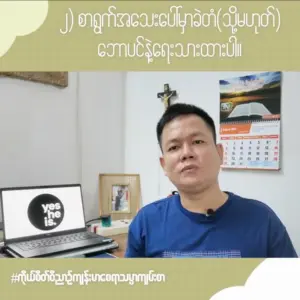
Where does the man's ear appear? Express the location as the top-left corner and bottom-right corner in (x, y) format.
(216, 143), (224, 165)
(160, 156), (170, 176)
(159, 156), (165, 170)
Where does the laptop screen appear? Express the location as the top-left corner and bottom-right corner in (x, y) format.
(1, 185), (86, 240)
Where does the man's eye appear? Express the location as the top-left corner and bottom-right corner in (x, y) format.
(194, 140), (204, 144)
(168, 146), (178, 151)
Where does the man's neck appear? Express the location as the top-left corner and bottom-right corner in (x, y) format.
(178, 184), (228, 214)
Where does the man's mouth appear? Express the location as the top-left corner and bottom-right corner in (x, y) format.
(181, 165), (198, 172)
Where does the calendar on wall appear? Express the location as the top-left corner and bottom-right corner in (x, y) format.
(219, 71), (281, 170)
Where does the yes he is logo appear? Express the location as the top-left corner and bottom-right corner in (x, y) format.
(27, 194), (65, 231)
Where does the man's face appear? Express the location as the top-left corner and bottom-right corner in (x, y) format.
(159, 114), (223, 193)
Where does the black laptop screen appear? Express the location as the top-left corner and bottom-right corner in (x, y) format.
(1, 185), (86, 240)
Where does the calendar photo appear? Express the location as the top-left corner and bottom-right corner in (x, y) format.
(219, 72), (281, 170)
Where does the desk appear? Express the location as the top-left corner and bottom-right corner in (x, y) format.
(109, 233), (127, 258)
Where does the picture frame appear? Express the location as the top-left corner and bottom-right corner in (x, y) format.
(99, 173), (141, 221)
(0, 72), (68, 88)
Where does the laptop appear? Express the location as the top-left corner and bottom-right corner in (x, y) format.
(0, 184), (118, 258)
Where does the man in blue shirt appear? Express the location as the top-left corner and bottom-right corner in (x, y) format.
(125, 103), (297, 258)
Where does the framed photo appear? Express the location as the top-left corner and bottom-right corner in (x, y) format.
(99, 174), (141, 221)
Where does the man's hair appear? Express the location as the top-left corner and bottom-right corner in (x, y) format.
(156, 103), (217, 149)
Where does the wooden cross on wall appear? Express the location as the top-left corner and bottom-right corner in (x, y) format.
(157, 84), (177, 110)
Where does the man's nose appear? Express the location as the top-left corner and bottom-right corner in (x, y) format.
(180, 144), (194, 161)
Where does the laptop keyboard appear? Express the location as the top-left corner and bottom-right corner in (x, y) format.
(15, 232), (99, 251)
